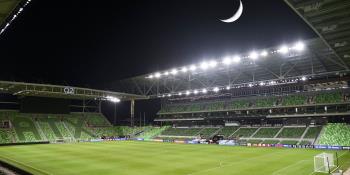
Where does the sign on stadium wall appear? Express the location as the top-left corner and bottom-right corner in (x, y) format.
(342, 146), (350, 150)
(135, 138), (350, 150)
(174, 140), (186, 144)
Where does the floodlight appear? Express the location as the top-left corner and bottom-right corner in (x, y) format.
(233, 55), (241, 63)
(171, 69), (178, 75)
(259, 82), (265, 86)
(209, 60), (217, 68)
(293, 41), (305, 51)
(163, 71), (169, 76)
(181, 67), (188, 73)
(222, 56), (232, 65)
(185, 90), (191, 95)
(226, 86), (230, 90)
(260, 50), (268, 57)
(155, 72), (161, 78)
(106, 96), (120, 103)
(248, 83), (253, 87)
(202, 88), (207, 93)
(167, 94), (172, 97)
(148, 75), (154, 79)
(112, 97), (120, 103)
(190, 65), (197, 71)
(194, 90), (198, 94)
(213, 87), (219, 92)
(249, 51), (258, 60)
(178, 92), (182, 95)
(301, 76), (307, 81)
(278, 45), (289, 54)
(200, 62), (209, 70)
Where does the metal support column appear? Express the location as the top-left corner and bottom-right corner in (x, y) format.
(130, 99), (135, 127)
(114, 103), (117, 125)
(83, 99), (86, 113)
(98, 101), (102, 113)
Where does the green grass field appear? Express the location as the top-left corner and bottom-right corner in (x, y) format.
(0, 141), (349, 175)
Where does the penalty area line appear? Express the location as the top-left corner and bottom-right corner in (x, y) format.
(272, 160), (309, 175)
(186, 150), (286, 175)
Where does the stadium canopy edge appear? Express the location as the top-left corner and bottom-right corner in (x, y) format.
(0, 0), (23, 34)
(284, 0), (350, 70)
(0, 80), (149, 101)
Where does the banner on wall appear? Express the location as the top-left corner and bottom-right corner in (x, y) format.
(342, 146), (350, 150)
(114, 138), (349, 150)
(218, 140), (236, 146)
(174, 140), (186, 144)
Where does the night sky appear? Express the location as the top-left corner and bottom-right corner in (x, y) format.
(0, 0), (318, 123)
(0, 0), (316, 90)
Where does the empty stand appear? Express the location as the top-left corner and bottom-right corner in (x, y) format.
(158, 90), (348, 114)
(277, 127), (306, 138)
(252, 128), (281, 138)
(318, 123), (350, 146)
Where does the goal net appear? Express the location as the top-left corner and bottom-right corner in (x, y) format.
(314, 153), (335, 173)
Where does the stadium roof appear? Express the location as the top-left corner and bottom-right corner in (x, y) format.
(114, 0), (350, 98)
(285, 0), (350, 69)
(114, 38), (349, 97)
(0, 0), (23, 34)
(0, 80), (148, 101)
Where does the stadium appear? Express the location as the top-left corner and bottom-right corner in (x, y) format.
(1, 0), (350, 174)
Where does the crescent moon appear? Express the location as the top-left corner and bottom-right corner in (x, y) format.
(220, 0), (243, 23)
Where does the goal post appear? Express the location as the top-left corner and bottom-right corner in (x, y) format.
(314, 153), (335, 173)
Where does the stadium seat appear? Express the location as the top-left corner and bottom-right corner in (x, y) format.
(11, 116), (42, 142)
(232, 128), (258, 137)
(280, 140), (299, 145)
(198, 128), (220, 138)
(303, 126), (322, 139)
(85, 113), (111, 127)
(37, 119), (58, 141)
(161, 127), (202, 136)
(318, 123), (350, 146)
(299, 140), (312, 145)
(136, 126), (169, 139)
(261, 140), (279, 144)
(253, 128), (281, 138)
(0, 129), (15, 144)
(255, 98), (276, 108)
(315, 91), (342, 104)
(277, 127), (306, 138)
(217, 127), (238, 138)
(247, 139), (263, 144)
(228, 100), (250, 109)
(282, 95), (307, 106)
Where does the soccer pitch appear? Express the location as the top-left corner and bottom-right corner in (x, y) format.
(0, 141), (349, 175)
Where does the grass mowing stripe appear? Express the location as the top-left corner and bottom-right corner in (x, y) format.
(187, 149), (287, 175)
(0, 155), (49, 175)
(0, 141), (349, 175)
(272, 160), (309, 175)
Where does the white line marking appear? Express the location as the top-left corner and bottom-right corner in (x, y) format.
(187, 150), (286, 175)
(272, 160), (308, 175)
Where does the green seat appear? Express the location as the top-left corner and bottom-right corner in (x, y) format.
(282, 95), (306, 106)
(277, 127), (306, 138)
(253, 128), (281, 138)
(318, 123), (350, 146)
(232, 128), (258, 137)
